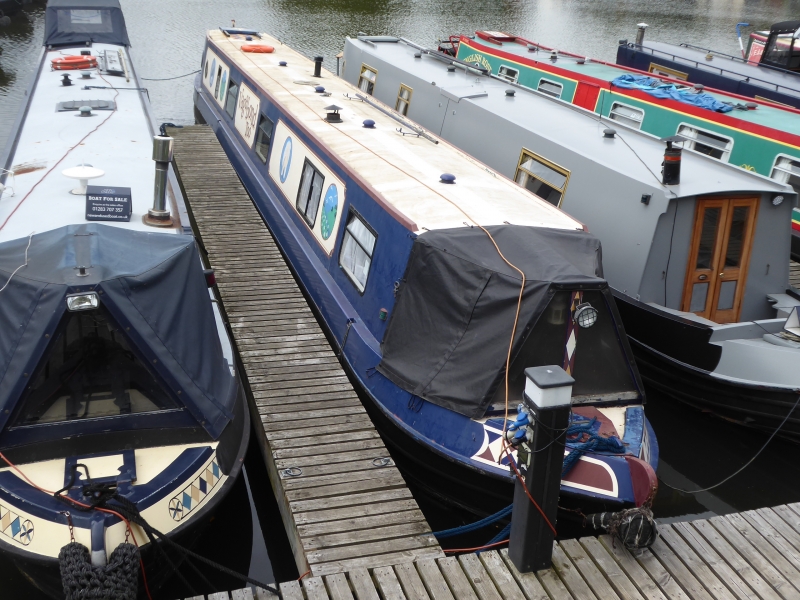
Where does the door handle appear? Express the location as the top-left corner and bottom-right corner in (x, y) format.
(698, 275), (707, 280)
(719, 273), (724, 277)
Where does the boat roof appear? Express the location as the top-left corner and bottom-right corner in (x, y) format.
(459, 36), (800, 137)
(0, 43), (172, 244)
(206, 30), (585, 234)
(770, 20), (800, 34)
(348, 36), (792, 199)
(44, 0), (130, 48)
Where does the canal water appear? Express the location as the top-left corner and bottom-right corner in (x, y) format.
(3, 0), (800, 596)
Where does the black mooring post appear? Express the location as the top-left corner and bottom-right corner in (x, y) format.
(508, 366), (573, 573)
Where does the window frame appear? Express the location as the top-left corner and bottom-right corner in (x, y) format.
(648, 63), (689, 81)
(537, 77), (563, 99)
(771, 153), (800, 190)
(497, 65), (520, 83)
(296, 158), (325, 228)
(608, 101), (645, 129)
(358, 64), (378, 95)
(338, 208), (378, 295)
(514, 148), (571, 208)
(395, 84), (413, 115)
(676, 123), (734, 162)
(224, 79), (239, 119)
(254, 113), (275, 164)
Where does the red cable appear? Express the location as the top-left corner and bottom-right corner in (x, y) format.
(500, 443), (558, 537)
(443, 539), (510, 553)
(297, 570), (311, 581)
(0, 450), (153, 600)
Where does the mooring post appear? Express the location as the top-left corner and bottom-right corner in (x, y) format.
(508, 366), (573, 572)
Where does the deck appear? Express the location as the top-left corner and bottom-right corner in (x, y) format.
(168, 125), (443, 576)
(182, 502), (800, 600)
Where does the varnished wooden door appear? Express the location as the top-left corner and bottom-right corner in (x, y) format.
(682, 197), (758, 323)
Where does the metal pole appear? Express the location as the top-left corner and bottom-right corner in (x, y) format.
(508, 366), (572, 573)
(144, 135), (174, 227)
(635, 23), (648, 47)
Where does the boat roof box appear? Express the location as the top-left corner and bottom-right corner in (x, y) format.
(45, 0), (130, 48)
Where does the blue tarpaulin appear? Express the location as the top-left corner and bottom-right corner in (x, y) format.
(611, 74), (733, 112)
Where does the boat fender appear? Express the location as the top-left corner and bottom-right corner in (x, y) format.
(585, 505), (658, 550)
(59, 541), (140, 600)
(51, 55), (98, 70)
(242, 44), (274, 53)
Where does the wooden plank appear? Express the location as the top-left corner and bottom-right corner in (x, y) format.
(348, 567), (380, 600)
(273, 439), (386, 461)
(708, 516), (800, 599)
(597, 536), (666, 600)
(255, 587), (280, 600)
(560, 538), (623, 600)
(184, 596), (205, 600)
(497, 548), (552, 600)
(306, 534), (440, 564)
(457, 553), (502, 600)
(477, 550), (525, 600)
(726, 512), (800, 577)
(275, 449), (399, 471)
(281, 466), (404, 492)
(290, 488), (414, 513)
(209, 593), (231, 600)
(270, 431), (380, 450)
(302, 522), (433, 551)
(415, 559), (455, 600)
(535, 566), (575, 600)
(325, 573), (355, 600)
(749, 508), (800, 554)
(311, 547), (444, 577)
(437, 557), (479, 600)
(655, 525), (736, 600)
(551, 543), (599, 600)
(374, 566), (407, 600)
(675, 521), (777, 600)
(304, 576), (331, 600)
(394, 562), (431, 600)
(280, 581), (304, 600)
(232, 589), (255, 600)
(298, 510), (427, 536)
(579, 537), (647, 600)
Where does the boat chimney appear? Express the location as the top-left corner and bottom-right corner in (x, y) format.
(662, 135), (682, 185)
(635, 23), (648, 46)
(144, 135), (174, 227)
(313, 56), (323, 78)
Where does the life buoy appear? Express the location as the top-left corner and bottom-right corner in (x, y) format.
(51, 55), (98, 70)
(241, 44), (274, 54)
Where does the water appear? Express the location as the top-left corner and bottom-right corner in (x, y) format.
(3, 0), (800, 592)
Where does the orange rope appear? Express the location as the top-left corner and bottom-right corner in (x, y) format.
(298, 570), (311, 580)
(443, 539), (510, 553)
(500, 442), (558, 537)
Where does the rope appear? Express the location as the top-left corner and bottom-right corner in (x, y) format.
(141, 69), (200, 81)
(0, 231), (33, 295)
(59, 541), (140, 600)
(562, 416), (625, 476)
(431, 504), (512, 539)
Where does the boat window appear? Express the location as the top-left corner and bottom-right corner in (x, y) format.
(537, 78), (563, 99)
(763, 33), (800, 69)
(214, 66), (223, 99)
(339, 210), (377, 293)
(648, 63), (688, 81)
(395, 84), (413, 116)
(514, 149), (570, 207)
(677, 124), (733, 161)
(771, 155), (800, 194)
(225, 80), (239, 119)
(609, 102), (644, 129)
(10, 307), (178, 428)
(498, 65), (519, 83)
(254, 114), (274, 164)
(296, 159), (325, 227)
(358, 64), (378, 95)
(57, 9), (113, 34)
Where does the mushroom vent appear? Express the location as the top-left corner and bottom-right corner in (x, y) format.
(325, 105), (343, 123)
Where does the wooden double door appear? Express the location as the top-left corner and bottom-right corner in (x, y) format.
(682, 197), (759, 324)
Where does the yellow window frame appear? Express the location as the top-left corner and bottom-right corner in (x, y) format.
(514, 149), (571, 208)
(395, 84), (413, 115)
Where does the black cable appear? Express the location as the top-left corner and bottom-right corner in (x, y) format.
(141, 69), (200, 81)
(664, 202), (678, 305)
(662, 393), (800, 494)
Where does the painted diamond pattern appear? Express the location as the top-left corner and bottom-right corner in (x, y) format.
(0, 502), (34, 546)
(169, 457), (223, 521)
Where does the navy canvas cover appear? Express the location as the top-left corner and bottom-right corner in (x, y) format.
(0, 225), (234, 438)
(45, 0), (130, 47)
(377, 225), (606, 418)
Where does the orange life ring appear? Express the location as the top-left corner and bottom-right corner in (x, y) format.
(51, 55), (98, 70)
(241, 44), (274, 54)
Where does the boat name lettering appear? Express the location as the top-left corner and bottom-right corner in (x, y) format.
(460, 53), (492, 73)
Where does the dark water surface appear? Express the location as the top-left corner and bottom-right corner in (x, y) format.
(3, 0), (800, 595)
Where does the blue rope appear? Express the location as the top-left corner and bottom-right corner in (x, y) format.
(432, 504), (513, 539)
(479, 522), (512, 553)
(562, 416), (625, 476)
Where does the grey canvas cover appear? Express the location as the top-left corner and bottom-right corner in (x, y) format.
(377, 225), (606, 418)
(45, 0), (130, 47)
(0, 225), (234, 438)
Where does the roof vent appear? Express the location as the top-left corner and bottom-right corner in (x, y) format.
(440, 173), (456, 184)
(78, 106), (92, 117)
(279, 61), (287, 67)
(693, 83), (705, 92)
(80, 70), (93, 79)
(603, 128), (616, 138)
(61, 74), (72, 87)
(527, 44), (537, 52)
(576, 58), (586, 65)
(324, 105), (343, 123)
(505, 89), (515, 97)
(245, 35), (253, 41)
(314, 56), (323, 78)
(315, 86), (325, 93)
(447, 64), (456, 72)
(362, 119), (375, 128)
(550, 50), (558, 62)
(80, 49), (91, 56)
(745, 102), (758, 110)
(414, 52), (421, 59)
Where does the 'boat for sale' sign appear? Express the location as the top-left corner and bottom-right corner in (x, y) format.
(86, 185), (132, 221)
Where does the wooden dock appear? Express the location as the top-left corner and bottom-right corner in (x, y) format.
(168, 125), (443, 576)
(180, 502), (800, 600)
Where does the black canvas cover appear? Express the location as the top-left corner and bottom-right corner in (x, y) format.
(45, 0), (130, 47)
(377, 225), (606, 418)
(0, 225), (235, 438)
